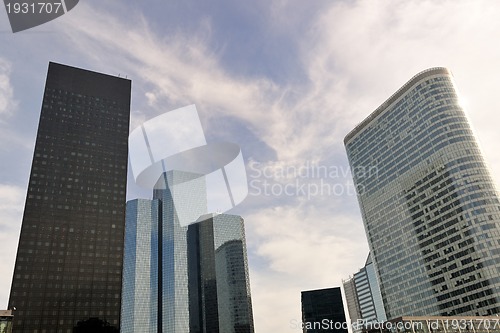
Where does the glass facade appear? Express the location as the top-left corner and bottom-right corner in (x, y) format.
(343, 254), (386, 332)
(121, 172), (254, 332)
(121, 199), (160, 333)
(345, 68), (500, 318)
(153, 171), (207, 333)
(354, 255), (387, 323)
(9, 62), (131, 333)
(121, 171), (253, 333)
(188, 214), (255, 333)
(365, 258), (386, 322)
(301, 287), (348, 333)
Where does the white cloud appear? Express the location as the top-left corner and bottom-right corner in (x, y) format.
(300, 0), (500, 185)
(248, 205), (366, 279)
(303, 0), (500, 131)
(0, 184), (24, 308)
(245, 203), (368, 332)
(0, 58), (17, 119)
(145, 91), (157, 107)
(56, 3), (346, 164)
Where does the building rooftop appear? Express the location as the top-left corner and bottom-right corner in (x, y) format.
(344, 67), (452, 144)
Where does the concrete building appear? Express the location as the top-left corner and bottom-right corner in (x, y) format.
(342, 277), (362, 326)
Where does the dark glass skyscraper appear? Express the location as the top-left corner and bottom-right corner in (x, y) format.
(8, 62), (131, 332)
(301, 287), (348, 333)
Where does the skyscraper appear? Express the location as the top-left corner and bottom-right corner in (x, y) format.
(352, 254), (386, 323)
(345, 67), (500, 318)
(343, 253), (386, 331)
(188, 213), (254, 333)
(301, 287), (347, 333)
(121, 171), (254, 333)
(154, 171), (207, 333)
(9, 62), (131, 332)
(121, 199), (160, 333)
(341, 277), (361, 328)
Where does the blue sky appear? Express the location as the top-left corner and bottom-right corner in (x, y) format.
(2, 0), (500, 331)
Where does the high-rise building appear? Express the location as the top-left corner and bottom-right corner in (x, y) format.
(301, 287), (348, 333)
(121, 199), (160, 333)
(352, 254), (386, 323)
(342, 277), (361, 327)
(121, 171), (254, 333)
(188, 213), (254, 333)
(343, 253), (386, 331)
(8, 62), (131, 332)
(345, 67), (500, 319)
(154, 171), (207, 333)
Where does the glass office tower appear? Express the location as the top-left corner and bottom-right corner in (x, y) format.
(301, 287), (348, 333)
(121, 199), (160, 333)
(121, 173), (254, 332)
(153, 171), (207, 333)
(188, 213), (254, 333)
(9, 62), (131, 332)
(354, 254), (386, 323)
(345, 68), (500, 318)
(343, 253), (386, 331)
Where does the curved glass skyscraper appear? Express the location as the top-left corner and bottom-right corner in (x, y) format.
(345, 68), (500, 318)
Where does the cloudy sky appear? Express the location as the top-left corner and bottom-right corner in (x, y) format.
(1, 0), (500, 331)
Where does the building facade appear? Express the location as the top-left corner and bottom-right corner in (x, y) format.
(345, 68), (500, 318)
(154, 171), (208, 333)
(342, 277), (362, 326)
(301, 287), (348, 333)
(9, 62), (131, 332)
(121, 172), (254, 333)
(343, 254), (386, 331)
(121, 199), (160, 333)
(353, 254), (387, 324)
(188, 213), (254, 333)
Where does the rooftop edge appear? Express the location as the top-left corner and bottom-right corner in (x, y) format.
(343, 67), (452, 145)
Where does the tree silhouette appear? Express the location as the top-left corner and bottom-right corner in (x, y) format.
(73, 317), (119, 333)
